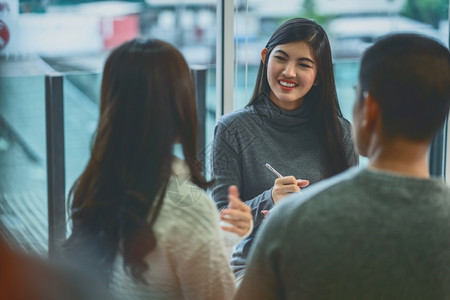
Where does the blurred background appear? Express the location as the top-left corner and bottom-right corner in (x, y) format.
(0, 0), (449, 256)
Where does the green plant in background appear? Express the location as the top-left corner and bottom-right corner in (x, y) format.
(280, 0), (333, 28)
(402, 0), (449, 28)
(302, 0), (331, 24)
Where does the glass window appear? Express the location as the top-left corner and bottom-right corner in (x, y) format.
(0, 74), (48, 255)
(0, 0), (219, 253)
(232, 0), (449, 170)
(233, 0), (449, 108)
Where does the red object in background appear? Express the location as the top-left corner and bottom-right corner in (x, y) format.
(0, 20), (10, 50)
(101, 14), (140, 50)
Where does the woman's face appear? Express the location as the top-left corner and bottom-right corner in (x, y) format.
(263, 40), (318, 110)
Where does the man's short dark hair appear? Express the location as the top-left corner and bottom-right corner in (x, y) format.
(359, 33), (450, 141)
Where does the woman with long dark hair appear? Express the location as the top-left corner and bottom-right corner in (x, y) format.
(64, 38), (252, 299)
(211, 18), (358, 281)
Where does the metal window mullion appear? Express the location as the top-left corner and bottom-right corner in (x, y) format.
(446, 0), (450, 183)
(429, 118), (447, 178)
(191, 66), (207, 167)
(216, 0), (234, 120)
(446, 116), (450, 183)
(45, 73), (66, 259)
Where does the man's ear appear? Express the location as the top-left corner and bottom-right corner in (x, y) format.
(364, 92), (380, 130)
(261, 48), (269, 64)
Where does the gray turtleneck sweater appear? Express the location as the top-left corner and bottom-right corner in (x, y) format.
(211, 96), (358, 278)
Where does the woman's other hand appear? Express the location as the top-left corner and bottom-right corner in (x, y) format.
(220, 185), (253, 237)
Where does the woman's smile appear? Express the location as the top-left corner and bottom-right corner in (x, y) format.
(278, 79), (297, 90)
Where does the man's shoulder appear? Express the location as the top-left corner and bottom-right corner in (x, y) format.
(272, 167), (364, 217)
(274, 167), (450, 221)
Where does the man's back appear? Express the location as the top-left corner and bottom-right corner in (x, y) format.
(238, 167), (450, 299)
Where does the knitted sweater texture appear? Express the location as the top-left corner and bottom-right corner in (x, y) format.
(237, 167), (450, 299)
(110, 158), (236, 300)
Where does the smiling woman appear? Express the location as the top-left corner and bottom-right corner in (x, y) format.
(210, 17), (359, 283)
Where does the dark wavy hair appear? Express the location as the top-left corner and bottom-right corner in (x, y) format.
(249, 18), (350, 177)
(63, 38), (210, 284)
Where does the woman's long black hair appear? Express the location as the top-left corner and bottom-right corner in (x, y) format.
(249, 18), (350, 177)
(63, 38), (210, 284)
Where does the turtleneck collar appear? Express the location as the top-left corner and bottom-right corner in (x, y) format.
(249, 93), (312, 129)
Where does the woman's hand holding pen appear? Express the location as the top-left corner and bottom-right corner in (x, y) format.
(220, 185), (253, 237)
(265, 164), (310, 204)
(263, 176), (309, 218)
(271, 176), (310, 204)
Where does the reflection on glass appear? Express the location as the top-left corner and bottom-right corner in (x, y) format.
(0, 75), (48, 255)
(63, 72), (101, 194)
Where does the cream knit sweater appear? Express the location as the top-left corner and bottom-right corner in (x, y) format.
(110, 158), (237, 300)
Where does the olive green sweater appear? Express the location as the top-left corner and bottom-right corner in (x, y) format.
(236, 167), (450, 299)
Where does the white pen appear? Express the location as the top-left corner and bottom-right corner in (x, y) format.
(265, 163), (283, 178)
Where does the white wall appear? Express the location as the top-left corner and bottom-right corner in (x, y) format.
(16, 13), (103, 56)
